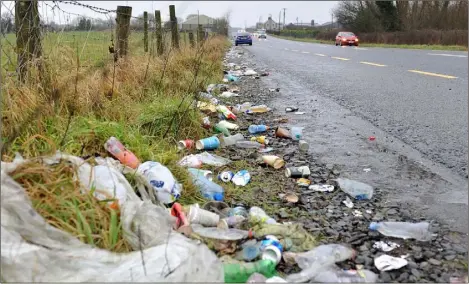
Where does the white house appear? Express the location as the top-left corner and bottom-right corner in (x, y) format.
(181, 14), (214, 31)
(264, 17), (284, 31)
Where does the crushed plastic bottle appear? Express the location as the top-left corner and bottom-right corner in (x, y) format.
(249, 207), (277, 225)
(285, 244), (356, 283)
(236, 141), (264, 149)
(313, 265), (378, 283)
(192, 224), (250, 241)
(369, 221), (436, 241)
(336, 178), (374, 200)
(294, 244), (356, 270)
(188, 168), (224, 201)
(224, 260), (277, 283)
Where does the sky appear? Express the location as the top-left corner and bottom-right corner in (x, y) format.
(2, 1), (339, 27)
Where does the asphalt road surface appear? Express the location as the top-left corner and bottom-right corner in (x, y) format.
(234, 34), (468, 232)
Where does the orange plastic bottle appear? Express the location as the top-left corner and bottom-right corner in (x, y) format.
(104, 137), (140, 169)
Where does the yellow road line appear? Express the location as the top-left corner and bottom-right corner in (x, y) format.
(360, 61), (386, 67)
(301, 51), (310, 54)
(315, 53), (326, 57)
(408, 69), (458, 79)
(331, 56), (350, 61)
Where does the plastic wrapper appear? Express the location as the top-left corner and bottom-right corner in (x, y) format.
(1, 152), (224, 282)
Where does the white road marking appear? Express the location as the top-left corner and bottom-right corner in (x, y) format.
(301, 51), (310, 54)
(427, 53), (467, 58)
(360, 61), (386, 67)
(291, 49), (299, 52)
(284, 48), (290, 50)
(315, 53), (326, 56)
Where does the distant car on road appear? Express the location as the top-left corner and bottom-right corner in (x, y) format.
(235, 32), (252, 46)
(335, 32), (359, 46)
(258, 30), (267, 39)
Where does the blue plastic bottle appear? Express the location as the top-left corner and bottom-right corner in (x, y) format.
(248, 125), (268, 134)
(188, 168), (224, 201)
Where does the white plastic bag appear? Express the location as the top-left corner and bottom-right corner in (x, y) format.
(137, 161), (182, 204)
(1, 153), (224, 282)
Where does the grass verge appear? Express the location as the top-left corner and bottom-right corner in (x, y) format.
(2, 32), (229, 252)
(272, 34), (468, 51)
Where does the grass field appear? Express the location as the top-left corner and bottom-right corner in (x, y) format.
(1, 30), (183, 71)
(272, 34), (468, 51)
(2, 29), (228, 252)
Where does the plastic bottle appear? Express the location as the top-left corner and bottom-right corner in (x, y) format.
(248, 125), (268, 134)
(291, 127), (303, 141)
(336, 178), (374, 200)
(369, 221), (435, 241)
(236, 141), (264, 149)
(249, 206), (277, 225)
(248, 105), (270, 113)
(294, 244), (356, 270)
(313, 266), (378, 283)
(218, 120), (239, 130)
(104, 137), (140, 169)
(188, 168), (224, 201)
(223, 260), (277, 283)
(213, 124), (231, 136)
(219, 133), (245, 148)
(216, 105), (237, 120)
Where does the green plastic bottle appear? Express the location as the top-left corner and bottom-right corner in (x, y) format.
(214, 124), (231, 136)
(223, 259), (277, 283)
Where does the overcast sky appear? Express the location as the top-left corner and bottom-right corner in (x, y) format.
(2, 1), (339, 27)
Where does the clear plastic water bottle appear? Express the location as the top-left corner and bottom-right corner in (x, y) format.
(369, 221), (435, 241)
(294, 244), (356, 270)
(313, 265), (378, 283)
(188, 168), (224, 201)
(336, 178), (374, 200)
(236, 141), (264, 149)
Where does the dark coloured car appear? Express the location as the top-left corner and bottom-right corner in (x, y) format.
(235, 32), (252, 46)
(335, 31), (359, 46)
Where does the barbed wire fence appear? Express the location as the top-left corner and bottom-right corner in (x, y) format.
(1, 0), (229, 81)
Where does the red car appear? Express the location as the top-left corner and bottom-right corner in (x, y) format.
(335, 32), (359, 46)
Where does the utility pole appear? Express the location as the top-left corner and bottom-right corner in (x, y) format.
(296, 17), (299, 26)
(282, 8), (286, 29)
(278, 10), (281, 31)
(331, 12), (334, 30)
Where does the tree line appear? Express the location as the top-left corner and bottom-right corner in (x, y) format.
(334, 0), (468, 33)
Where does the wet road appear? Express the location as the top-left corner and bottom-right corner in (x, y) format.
(233, 36), (468, 233)
(248, 36), (468, 178)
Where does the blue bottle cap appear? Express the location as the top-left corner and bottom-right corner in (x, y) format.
(369, 222), (379, 231)
(213, 192), (224, 201)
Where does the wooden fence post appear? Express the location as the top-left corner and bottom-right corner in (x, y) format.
(169, 5), (179, 49)
(189, 31), (194, 47)
(143, 11), (148, 52)
(15, 0), (41, 82)
(155, 10), (163, 55)
(115, 6), (132, 59)
(197, 24), (204, 44)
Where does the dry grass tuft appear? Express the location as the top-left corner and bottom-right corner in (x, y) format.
(11, 159), (131, 253)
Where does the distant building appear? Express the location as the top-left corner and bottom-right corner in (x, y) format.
(264, 17), (283, 31)
(181, 14), (215, 31)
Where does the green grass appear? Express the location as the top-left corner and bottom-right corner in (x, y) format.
(2, 29), (229, 251)
(272, 34), (468, 51)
